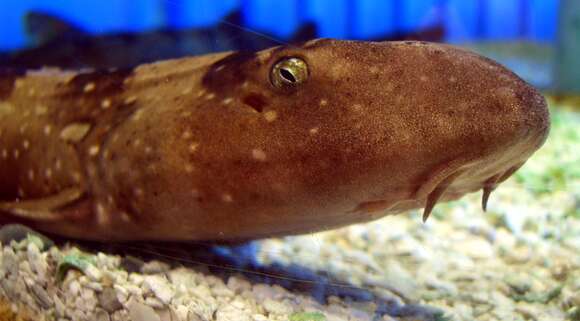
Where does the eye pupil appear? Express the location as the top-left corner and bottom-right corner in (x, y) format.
(270, 57), (308, 89)
(280, 68), (297, 83)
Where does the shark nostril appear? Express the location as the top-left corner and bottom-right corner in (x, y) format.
(243, 92), (267, 113)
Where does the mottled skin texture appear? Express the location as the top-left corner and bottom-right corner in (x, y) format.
(0, 39), (549, 241)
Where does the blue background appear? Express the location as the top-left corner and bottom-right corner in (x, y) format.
(0, 0), (560, 51)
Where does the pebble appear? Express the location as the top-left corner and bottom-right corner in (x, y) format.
(144, 275), (174, 305)
(262, 298), (293, 315)
(141, 260), (171, 274)
(128, 298), (161, 321)
(98, 287), (123, 313)
(85, 263), (103, 282)
(216, 306), (251, 321)
(454, 237), (494, 259)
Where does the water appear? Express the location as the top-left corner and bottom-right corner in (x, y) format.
(0, 2), (578, 320)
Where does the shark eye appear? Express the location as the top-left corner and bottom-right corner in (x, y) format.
(270, 57), (308, 89)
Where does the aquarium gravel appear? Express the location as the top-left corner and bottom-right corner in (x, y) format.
(0, 107), (578, 321)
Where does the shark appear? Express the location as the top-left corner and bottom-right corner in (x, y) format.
(0, 39), (549, 241)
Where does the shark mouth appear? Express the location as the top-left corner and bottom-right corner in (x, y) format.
(419, 160), (527, 222)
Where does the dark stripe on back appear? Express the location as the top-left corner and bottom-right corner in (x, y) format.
(56, 68), (135, 98)
(201, 51), (258, 92)
(0, 67), (25, 100)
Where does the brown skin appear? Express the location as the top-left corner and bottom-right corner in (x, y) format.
(0, 39), (549, 241)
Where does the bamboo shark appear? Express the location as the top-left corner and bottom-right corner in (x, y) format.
(0, 39), (549, 241)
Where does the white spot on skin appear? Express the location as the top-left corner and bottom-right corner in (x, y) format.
(44, 125), (52, 135)
(181, 131), (192, 140)
(222, 193), (233, 203)
(88, 145), (100, 156)
(0, 102), (15, 116)
(28, 170), (35, 181)
(145, 146), (153, 154)
(196, 90), (206, 98)
(309, 127), (319, 135)
(124, 96), (137, 105)
(55, 159), (62, 171)
(60, 123), (92, 143)
(131, 109), (145, 122)
(181, 88), (192, 95)
(181, 111), (192, 118)
(72, 172), (82, 183)
(222, 98), (233, 105)
(22, 140), (30, 150)
(205, 93), (216, 100)
(351, 104), (362, 112)
(95, 203), (110, 226)
(449, 76), (457, 83)
(101, 99), (112, 109)
(13, 149), (20, 159)
(45, 168), (53, 179)
(19, 124), (27, 134)
(1, 149), (7, 159)
(263, 111), (277, 122)
(319, 99), (328, 107)
(83, 82), (96, 93)
(252, 149), (267, 161)
(420, 75), (428, 82)
(184, 164), (194, 173)
(120, 212), (132, 222)
(188, 143), (199, 153)
(134, 188), (144, 198)
(35, 105), (48, 115)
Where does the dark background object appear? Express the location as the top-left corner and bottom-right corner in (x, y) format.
(0, 0), (559, 51)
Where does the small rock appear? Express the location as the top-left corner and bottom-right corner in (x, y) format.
(27, 242), (47, 281)
(215, 306), (251, 321)
(128, 298), (161, 321)
(263, 298), (293, 315)
(227, 276), (252, 294)
(0, 224), (53, 250)
(157, 308), (174, 321)
(252, 284), (277, 302)
(212, 284), (235, 298)
(31, 284), (52, 309)
(144, 275), (174, 305)
(1, 247), (18, 275)
(455, 238), (494, 259)
(54, 295), (66, 317)
(68, 279), (82, 296)
(174, 305), (189, 321)
(85, 264), (103, 282)
(145, 296), (166, 309)
(252, 314), (268, 321)
(120, 255), (145, 273)
(95, 308), (111, 321)
(99, 287), (123, 312)
(141, 260), (171, 274)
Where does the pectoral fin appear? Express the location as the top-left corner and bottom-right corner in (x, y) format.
(0, 187), (84, 221)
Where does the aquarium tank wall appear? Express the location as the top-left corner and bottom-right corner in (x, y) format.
(0, 0), (576, 92)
